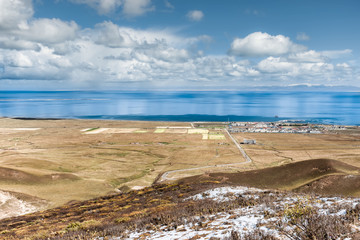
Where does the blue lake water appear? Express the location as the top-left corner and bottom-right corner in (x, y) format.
(0, 91), (359, 125)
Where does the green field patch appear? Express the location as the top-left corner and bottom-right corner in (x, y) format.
(81, 127), (99, 132)
(134, 130), (148, 133)
(154, 129), (166, 133)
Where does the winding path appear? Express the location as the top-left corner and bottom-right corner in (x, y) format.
(157, 127), (252, 183)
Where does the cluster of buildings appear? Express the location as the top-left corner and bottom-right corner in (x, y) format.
(228, 121), (328, 134)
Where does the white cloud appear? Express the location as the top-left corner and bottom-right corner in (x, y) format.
(336, 63), (351, 69)
(92, 21), (125, 48)
(0, 37), (40, 51)
(229, 32), (306, 57)
(296, 32), (310, 41)
(0, 1), (79, 48)
(0, 1), (358, 91)
(90, 21), (195, 49)
(287, 50), (326, 63)
(69, 0), (123, 15)
(0, 46), (72, 81)
(70, 0), (154, 17)
(0, 0), (33, 30)
(321, 49), (352, 59)
(187, 10), (204, 22)
(122, 0), (154, 17)
(257, 56), (335, 79)
(5, 51), (33, 68)
(257, 57), (294, 74)
(18, 18), (79, 44)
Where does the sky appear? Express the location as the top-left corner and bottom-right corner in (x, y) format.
(0, 0), (359, 90)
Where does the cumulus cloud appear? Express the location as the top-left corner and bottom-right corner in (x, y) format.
(0, 46), (72, 81)
(0, 18), (79, 51)
(122, 0), (154, 17)
(0, 37), (40, 51)
(0, 0), (79, 50)
(90, 21), (201, 50)
(257, 56), (335, 80)
(0, 22), (357, 88)
(0, 0), (33, 30)
(296, 32), (310, 41)
(287, 50), (326, 63)
(70, 0), (154, 17)
(5, 51), (33, 68)
(92, 21), (125, 48)
(18, 18), (79, 44)
(0, 1), (357, 89)
(187, 10), (204, 21)
(229, 32), (306, 57)
(69, 0), (123, 15)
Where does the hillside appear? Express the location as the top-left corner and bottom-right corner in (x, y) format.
(1, 159), (360, 239)
(179, 158), (360, 196)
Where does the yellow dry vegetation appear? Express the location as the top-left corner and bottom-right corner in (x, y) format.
(154, 129), (166, 133)
(234, 132), (360, 169)
(164, 128), (188, 134)
(188, 129), (209, 134)
(0, 118), (241, 208)
(2, 118), (358, 210)
(209, 134), (226, 140)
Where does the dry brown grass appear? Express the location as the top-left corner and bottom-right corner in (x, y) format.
(0, 118), (241, 208)
(179, 159), (360, 196)
(1, 181), (359, 240)
(1, 118), (359, 210)
(234, 132), (360, 169)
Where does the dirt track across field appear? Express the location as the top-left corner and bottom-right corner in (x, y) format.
(157, 128), (252, 182)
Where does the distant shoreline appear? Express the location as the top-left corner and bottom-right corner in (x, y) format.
(1, 116), (359, 127)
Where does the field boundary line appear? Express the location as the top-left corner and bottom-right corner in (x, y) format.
(156, 126), (252, 183)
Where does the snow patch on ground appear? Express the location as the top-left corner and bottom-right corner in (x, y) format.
(123, 186), (360, 239)
(186, 186), (264, 202)
(0, 191), (38, 220)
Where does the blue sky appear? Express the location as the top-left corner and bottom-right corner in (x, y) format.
(0, 0), (359, 90)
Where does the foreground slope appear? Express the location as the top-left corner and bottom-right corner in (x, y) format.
(1, 180), (360, 239)
(179, 158), (360, 196)
(2, 158), (360, 239)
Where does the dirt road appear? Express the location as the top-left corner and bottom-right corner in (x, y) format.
(157, 128), (252, 182)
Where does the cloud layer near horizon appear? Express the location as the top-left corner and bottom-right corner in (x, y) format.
(0, 0), (357, 90)
(69, 0), (154, 16)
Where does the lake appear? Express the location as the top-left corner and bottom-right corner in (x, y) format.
(0, 91), (359, 125)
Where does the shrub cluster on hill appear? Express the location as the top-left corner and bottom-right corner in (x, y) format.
(1, 181), (360, 239)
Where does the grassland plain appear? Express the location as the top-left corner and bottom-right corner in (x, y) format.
(233, 132), (360, 168)
(0, 118), (241, 211)
(1, 118), (360, 214)
(1, 119), (360, 239)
